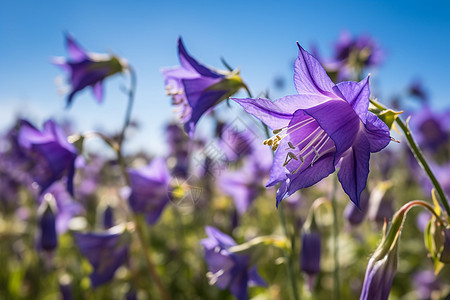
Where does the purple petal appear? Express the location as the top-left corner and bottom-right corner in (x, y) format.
(18, 120), (52, 149)
(232, 94), (326, 131)
(203, 226), (237, 249)
(178, 37), (223, 78)
(92, 81), (104, 102)
(294, 43), (336, 97)
(304, 99), (361, 158)
(65, 34), (87, 61)
(336, 76), (370, 123)
(337, 133), (371, 208)
(364, 113), (391, 152)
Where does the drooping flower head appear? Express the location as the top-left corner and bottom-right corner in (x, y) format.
(54, 34), (127, 107)
(201, 226), (266, 300)
(162, 37), (247, 137)
(232, 43), (391, 208)
(18, 119), (78, 196)
(127, 158), (171, 225)
(74, 229), (129, 288)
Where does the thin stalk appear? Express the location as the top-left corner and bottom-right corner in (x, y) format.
(116, 66), (169, 300)
(278, 206), (300, 300)
(370, 99), (450, 217)
(331, 175), (340, 300)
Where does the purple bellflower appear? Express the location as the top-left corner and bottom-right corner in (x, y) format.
(127, 158), (171, 225)
(54, 34), (127, 107)
(232, 43), (391, 208)
(38, 202), (58, 252)
(74, 229), (129, 288)
(18, 120), (78, 196)
(300, 231), (321, 291)
(162, 38), (247, 137)
(201, 226), (266, 300)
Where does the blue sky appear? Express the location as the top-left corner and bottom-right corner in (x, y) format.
(1, 0), (449, 155)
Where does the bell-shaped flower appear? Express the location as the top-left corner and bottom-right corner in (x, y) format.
(162, 37), (247, 137)
(74, 228), (129, 288)
(37, 201), (58, 252)
(127, 158), (171, 225)
(201, 226), (266, 300)
(232, 43), (391, 207)
(18, 120), (78, 196)
(53, 34), (127, 106)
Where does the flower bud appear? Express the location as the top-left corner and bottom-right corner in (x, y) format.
(39, 203), (58, 252)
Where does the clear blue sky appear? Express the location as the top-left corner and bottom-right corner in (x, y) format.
(1, 0), (449, 155)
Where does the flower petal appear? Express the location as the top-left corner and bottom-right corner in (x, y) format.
(92, 81), (104, 103)
(337, 133), (371, 208)
(304, 99), (361, 158)
(65, 34), (88, 61)
(364, 112), (391, 152)
(178, 37), (223, 78)
(336, 76), (370, 123)
(276, 151), (335, 206)
(294, 43), (336, 97)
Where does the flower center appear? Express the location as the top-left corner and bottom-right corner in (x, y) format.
(264, 116), (336, 174)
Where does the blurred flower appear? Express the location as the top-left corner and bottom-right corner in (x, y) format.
(300, 231), (321, 291)
(326, 31), (384, 81)
(74, 229), (129, 288)
(219, 147), (271, 214)
(344, 189), (369, 227)
(413, 270), (441, 299)
(201, 226), (266, 300)
(162, 37), (247, 137)
(53, 34), (127, 106)
(165, 123), (192, 178)
(127, 158), (171, 225)
(410, 106), (449, 155)
(218, 125), (255, 163)
(232, 43), (391, 207)
(440, 227), (450, 263)
(38, 201), (58, 252)
(408, 79), (428, 103)
(18, 119), (78, 196)
(40, 182), (84, 234)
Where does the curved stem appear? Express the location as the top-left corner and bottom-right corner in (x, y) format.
(278, 206), (300, 300)
(115, 66), (169, 300)
(370, 99), (450, 217)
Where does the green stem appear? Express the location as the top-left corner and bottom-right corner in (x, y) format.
(331, 175), (340, 300)
(370, 99), (450, 217)
(115, 66), (169, 300)
(278, 206), (300, 300)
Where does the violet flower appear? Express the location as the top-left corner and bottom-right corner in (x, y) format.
(300, 231), (321, 290)
(18, 120), (78, 196)
(38, 202), (58, 252)
(201, 226), (266, 300)
(54, 34), (127, 106)
(74, 230), (129, 288)
(413, 270), (441, 299)
(127, 158), (171, 225)
(232, 43), (391, 207)
(162, 38), (246, 137)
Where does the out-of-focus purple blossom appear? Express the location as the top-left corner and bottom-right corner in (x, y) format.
(415, 211), (431, 232)
(74, 229), (129, 288)
(201, 226), (266, 300)
(74, 155), (104, 201)
(127, 158), (171, 225)
(219, 148), (271, 214)
(40, 182), (84, 234)
(53, 34), (127, 107)
(232, 43), (391, 208)
(18, 120), (78, 196)
(344, 189), (369, 227)
(300, 231), (321, 290)
(162, 37), (246, 137)
(218, 125), (256, 163)
(38, 202), (58, 252)
(413, 270), (441, 299)
(368, 196), (394, 225)
(408, 79), (428, 103)
(59, 281), (73, 300)
(103, 205), (115, 229)
(326, 31), (384, 81)
(410, 106), (449, 155)
(360, 242), (398, 300)
(165, 123), (192, 178)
